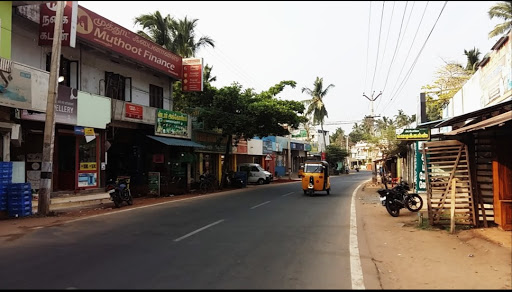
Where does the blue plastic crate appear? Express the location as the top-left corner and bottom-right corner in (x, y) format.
(0, 201), (6, 211)
(8, 208), (32, 218)
(7, 194), (32, 202)
(8, 200), (31, 208)
(0, 168), (12, 173)
(0, 162), (13, 168)
(8, 189), (32, 196)
(8, 183), (31, 190)
(0, 179), (11, 184)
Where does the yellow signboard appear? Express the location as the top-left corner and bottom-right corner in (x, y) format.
(84, 128), (95, 136)
(80, 162), (97, 170)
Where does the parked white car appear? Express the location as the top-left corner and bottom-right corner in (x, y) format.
(237, 163), (273, 184)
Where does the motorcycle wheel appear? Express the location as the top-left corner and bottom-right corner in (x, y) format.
(385, 199), (400, 217)
(113, 197), (121, 208)
(405, 194), (423, 212)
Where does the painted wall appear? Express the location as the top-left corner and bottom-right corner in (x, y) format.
(0, 2), (12, 59)
(247, 139), (263, 155)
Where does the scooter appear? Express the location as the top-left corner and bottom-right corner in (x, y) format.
(105, 177), (133, 208)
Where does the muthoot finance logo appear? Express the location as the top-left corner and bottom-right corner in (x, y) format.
(76, 8), (93, 35)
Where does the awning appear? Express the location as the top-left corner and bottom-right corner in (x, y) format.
(147, 135), (205, 148)
(444, 111), (512, 135)
(435, 99), (512, 128)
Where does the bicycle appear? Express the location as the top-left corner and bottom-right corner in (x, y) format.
(199, 173), (219, 194)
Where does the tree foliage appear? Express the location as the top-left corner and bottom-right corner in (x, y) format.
(325, 144), (349, 171)
(488, 1), (512, 39)
(421, 62), (472, 121)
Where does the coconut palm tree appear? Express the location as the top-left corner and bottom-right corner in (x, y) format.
(170, 16), (215, 58)
(134, 11), (174, 49)
(488, 1), (512, 39)
(463, 47), (481, 71)
(204, 64), (216, 84)
(301, 77), (335, 153)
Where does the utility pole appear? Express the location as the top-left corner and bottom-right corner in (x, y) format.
(287, 125), (292, 180)
(363, 91), (382, 136)
(38, 1), (65, 216)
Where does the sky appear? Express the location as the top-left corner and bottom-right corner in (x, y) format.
(80, 1), (503, 134)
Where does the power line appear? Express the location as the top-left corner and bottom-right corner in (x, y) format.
(370, 1), (386, 94)
(380, 1), (448, 115)
(364, 1), (372, 91)
(375, 1), (396, 87)
(376, 1), (429, 114)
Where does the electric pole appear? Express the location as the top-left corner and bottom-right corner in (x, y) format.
(363, 91), (382, 136)
(38, 1), (65, 216)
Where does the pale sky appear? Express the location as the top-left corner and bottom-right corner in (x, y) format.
(80, 1), (502, 134)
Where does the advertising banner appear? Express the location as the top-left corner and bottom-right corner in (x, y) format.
(20, 84), (78, 125)
(155, 109), (190, 139)
(76, 5), (182, 79)
(182, 58), (203, 92)
(125, 102), (143, 119)
(396, 128), (430, 140)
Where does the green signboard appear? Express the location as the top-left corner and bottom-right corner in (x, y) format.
(148, 172), (160, 196)
(396, 128), (430, 140)
(155, 109), (190, 138)
(415, 141), (426, 192)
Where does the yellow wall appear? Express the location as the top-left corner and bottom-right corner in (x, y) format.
(0, 2), (12, 59)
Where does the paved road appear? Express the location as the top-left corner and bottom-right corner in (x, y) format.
(0, 172), (371, 289)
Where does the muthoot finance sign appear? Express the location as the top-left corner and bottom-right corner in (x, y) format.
(76, 5), (182, 80)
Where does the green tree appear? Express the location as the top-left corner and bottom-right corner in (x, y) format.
(464, 47), (481, 72)
(488, 1), (512, 39)
(329, 127), (346, 147)
(134, 11), (174, 49)
(301, 77), (335, 152)
(170, 16), (215, 58)
(325, 144), (349, 173)
(199, 81), (306, 186)
(422, 62), (472, 121)
(349, 122), (371, 143)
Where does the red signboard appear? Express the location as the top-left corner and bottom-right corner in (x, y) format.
(76, 5), (182, 80)
(182, 58), (203, 92)
(39, 1), (77, 47)
(125, 103), (143, 120)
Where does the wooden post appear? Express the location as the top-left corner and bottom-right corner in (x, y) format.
(450, 178), (457, 234)
(38, 1), (65, 216)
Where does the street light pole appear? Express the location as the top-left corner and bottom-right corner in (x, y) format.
(38, 1), (65, 216)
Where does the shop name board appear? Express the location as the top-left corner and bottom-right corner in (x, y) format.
(155, 109), (190, 138)
(125, 103), (143, 119)
(76, 5), (182, 79)
(396, 128), (430, 140)
(39, 1), (77, 47)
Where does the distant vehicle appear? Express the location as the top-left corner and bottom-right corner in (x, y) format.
(237, 163), (272, 185)
(298, 164), (304, 178)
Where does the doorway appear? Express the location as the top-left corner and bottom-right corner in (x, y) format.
(55, 134), (76, 191)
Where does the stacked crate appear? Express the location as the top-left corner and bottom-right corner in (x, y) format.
(8, 183), (32, 218)
(0, 162), (13, 212)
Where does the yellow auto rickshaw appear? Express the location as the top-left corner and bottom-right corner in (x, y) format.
(301, 160), (331, 196)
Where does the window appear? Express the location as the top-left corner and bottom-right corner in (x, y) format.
(105, 72), (126, 101)
(46, 53), (71, 87)
(150, 84), (163, 108)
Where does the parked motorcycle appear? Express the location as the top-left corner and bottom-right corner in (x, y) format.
(225, 171), (244, 188)
(105, 177), (133, 208)
(377, 179), (423, 217)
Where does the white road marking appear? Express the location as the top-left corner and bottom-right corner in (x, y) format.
(250, 201), (271, 209)
(350, 180), (370, 290)
(174, 219), (225, 242)
(281, 192), (294, 197)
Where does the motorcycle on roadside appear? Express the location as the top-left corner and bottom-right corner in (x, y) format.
(105, 177), (133, 208)
(377, 178), (423, 217)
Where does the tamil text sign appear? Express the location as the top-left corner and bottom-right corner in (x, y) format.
(155, 109), (190, 139)
(39, 1), (77, 47)
(76, 5), (182, 79)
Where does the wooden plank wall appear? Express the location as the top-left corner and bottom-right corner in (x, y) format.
(473, 132), (495, 224)
(423, 140), (476, 226)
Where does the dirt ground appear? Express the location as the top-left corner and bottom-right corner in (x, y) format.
(1, 179), (511, 289)
(356, 182), (512, 289)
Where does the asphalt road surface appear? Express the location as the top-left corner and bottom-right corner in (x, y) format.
(0, 172), (372, 289)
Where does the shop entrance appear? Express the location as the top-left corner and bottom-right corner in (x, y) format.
(55, 134), (75, 191)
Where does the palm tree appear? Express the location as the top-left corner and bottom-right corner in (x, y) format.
(463, 47), (481, 71)
(301, 77), (335, 153)
(488, 1), (512, 39)
(134, 11), (174, 49)
(203, 64), (216, 83)
(170, 16), (215, 58)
